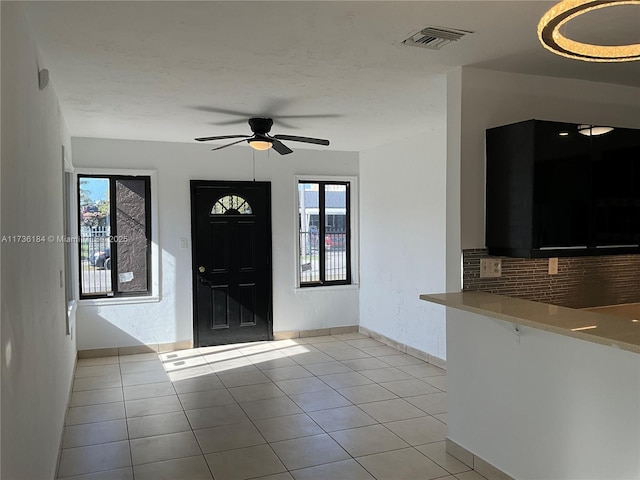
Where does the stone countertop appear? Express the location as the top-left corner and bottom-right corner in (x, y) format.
(420, 291), (640, 354)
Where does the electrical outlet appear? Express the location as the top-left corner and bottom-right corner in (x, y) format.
(548, 257), (558, 275)
(480, 258), (502, 278)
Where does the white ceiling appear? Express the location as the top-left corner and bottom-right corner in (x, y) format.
(25, 1), (640, 152)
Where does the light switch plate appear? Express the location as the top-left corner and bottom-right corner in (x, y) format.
(548, 257), (558, 275)
(480, 258), (502, 278)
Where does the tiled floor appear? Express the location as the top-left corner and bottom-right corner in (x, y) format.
(58, 333), (485, 480)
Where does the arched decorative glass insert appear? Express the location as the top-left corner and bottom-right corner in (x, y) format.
(211, 194), (253, 215)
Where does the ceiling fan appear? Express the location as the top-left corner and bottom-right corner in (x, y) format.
(194, 117), (330, 155)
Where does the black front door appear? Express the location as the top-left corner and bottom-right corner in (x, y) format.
(191, 180), (272, 346)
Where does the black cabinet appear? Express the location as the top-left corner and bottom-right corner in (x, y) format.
(486, 119), (640, 258)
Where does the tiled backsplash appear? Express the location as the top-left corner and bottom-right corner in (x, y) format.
(463, 249), (640, 308)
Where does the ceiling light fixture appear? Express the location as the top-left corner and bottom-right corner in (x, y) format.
(538, 0), (640, 62)
(577, 124), (614, 136)
(248, 139), (272, 151)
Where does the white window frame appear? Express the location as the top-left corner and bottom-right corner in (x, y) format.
(294, 175), (359, 291)
(74, 168), (160, 305)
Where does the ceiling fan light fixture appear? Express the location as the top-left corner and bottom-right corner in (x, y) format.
(538, 0), (640, 62)
(248, 139), (272, 151)
(577, 124), (614, 136)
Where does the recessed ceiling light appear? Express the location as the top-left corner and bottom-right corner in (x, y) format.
(577, 125), (614, 136)
(559, 131), (570, 136)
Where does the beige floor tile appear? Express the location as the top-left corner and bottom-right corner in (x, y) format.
(254, 413), (324, 442)
(379, 378), (440, 397)
(133, 455), (213, 480)
(252, 473), (294, 480)
(313, 341), (352, 353)
(163, 355), (209, 372)
(356, 447), (449, 480)
(423, 375), (447, 391)
(121, 370), (170, 387)
(330, 424), (409, 457)
(288, 351), (335, 365)
(299, 335), (342, 344)
(130, 431), (201, 465)
(308, 405), (377, 432)
(378, 354), (426, 367)
(302, 361), (353, 376)
(66, 403), (126, 426)
(178, 389), (236, 410)
(206, 444), (286, 480)
(173, 373), (225, 393)
(194, 421), (265, 454)
(340, 358), (390, 371)
(58, 466), (133, 480)
(251, 356), (299, 370)
(218, 370), (271, 388)
(185, 404), (249, 430)
(243, 350), (288, 365)
(326, 348), (372, 361)
(76, 356), (120, 367)
(291, 458), (375, 480)
(123, 382), (175, 401)
(359, 398), (427, 423)
(119, 360), (165, 375)
(228, 382), (284, 403)
(240, 396), (303, 421)
(406, 392), (448, 415)
(73, 375), (122, 392)
(345, 339), (385, 349)
(456, 471), (489, 480)
(398, 363), (447, 378)
(434, 413), (447, 424)
(119, 352), (159, 363)
(359, 367), (414, 383)
(319, 372), (374, 389)
(332, 333), (368, 341)
(63, 420), (128, 448)
(262, 365), (313, 382)
(209, 357), (257, 374)
(200, 348), (245, 362)
(168, 364), (216, 381)
(274, 377), (331, 395)
(127, 411), (191, 439)
(58, 441), (131, 477)
(359, 346), (402, 357)
(384, 416), (448, 446)
(289, 389), (352, 412)
(75, 364), (121, 378)
(416, 441), (472, 475)
(125, 395), (182, 418)
(70, 387), (124, 407)
(270, 434), (349, 470)
(336, 384), (398, 404)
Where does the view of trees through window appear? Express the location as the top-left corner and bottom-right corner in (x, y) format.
(299, 181), (350, 286)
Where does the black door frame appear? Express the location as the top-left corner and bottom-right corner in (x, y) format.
(190, 180), (273, 347)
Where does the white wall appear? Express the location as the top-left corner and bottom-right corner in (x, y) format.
(72, 138), (359, 349)
(457, 67), (640, 251)
(447, 308), (640, 479)
(359, 117), (448, 360)
(1, 3), (76, 479)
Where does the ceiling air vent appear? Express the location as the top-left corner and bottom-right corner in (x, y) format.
(402, 26), (473, 50)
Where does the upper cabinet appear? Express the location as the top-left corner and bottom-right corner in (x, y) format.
(486, 120), (640, 258)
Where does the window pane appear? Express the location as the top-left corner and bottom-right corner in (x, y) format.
(299, 183), (320, 283)
(324, 184), (347, 282)
(115, 179), (149, 293)
(79, 177), (112, 295)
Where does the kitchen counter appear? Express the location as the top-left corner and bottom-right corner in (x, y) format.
(420, 291), (640, 354)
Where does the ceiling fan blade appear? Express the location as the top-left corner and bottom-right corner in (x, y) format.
(271, 140), (293, 155)
(211, 139), (248, 151)
(273, 134), (330, 146)
(275, 114), (342, 120)
(195, 134), (249, 142)
(192, 106), (256, 117)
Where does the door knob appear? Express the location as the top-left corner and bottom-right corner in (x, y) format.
(198, 266), (205, 273)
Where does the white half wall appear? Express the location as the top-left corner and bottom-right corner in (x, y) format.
(457, 67), (640, 250)
(359, 118), (447, 360)
(447, 308), (640, 479)
(1, 3), (76, 479)
(72, 138), (359, 349)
